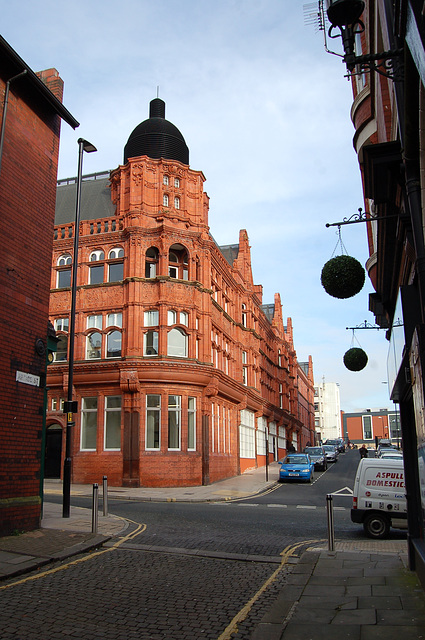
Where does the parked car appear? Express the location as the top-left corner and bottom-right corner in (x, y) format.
(326, 438), (345, 453)
(323, 444), (338, 463)
(279, 453), (315, 483)
(379, 450), (403, 460)
(304, 446), (328, 471)
(376, 440), (396, 457)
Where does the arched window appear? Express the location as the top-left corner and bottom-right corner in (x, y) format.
(242, 303), (247, 328)
(174, 196), (180, 210)
(180, 311), (188, 326)
(163, 194), (169, 207)
(145, 246), (159, 278)
(163, 175), (169, 185)
(174, 177), (180, 188)
(58, 254), (72, 266)
(168, 244), (189, 280)
(57, 254), (72, 288)
(167, 328), (188, 357)
(107, 331), (122, 358)
(108, 247), (124, 259)
(86, 332), (102, 359)
(89, 250), (105, 261)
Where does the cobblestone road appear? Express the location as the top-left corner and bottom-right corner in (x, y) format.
(0, 542), (297, 640)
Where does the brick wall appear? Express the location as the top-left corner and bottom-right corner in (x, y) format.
(0, 69), (63, 535)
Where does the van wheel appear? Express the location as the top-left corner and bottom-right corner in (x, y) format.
(363, 513), (390, 539)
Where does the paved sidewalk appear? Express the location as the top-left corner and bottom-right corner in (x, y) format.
(1, 462), (425, 639)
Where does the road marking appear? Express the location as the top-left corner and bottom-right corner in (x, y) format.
(0, 517), (146, 591)
(296, 505), (316, 509)
(216, 539), (323, 640)
(237, 503), (259, 507)
(266, 504), (288, 508)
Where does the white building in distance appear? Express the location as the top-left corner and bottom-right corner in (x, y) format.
(314, 381), (341, 442)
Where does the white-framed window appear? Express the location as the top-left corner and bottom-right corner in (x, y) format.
(54, 335), (68, 362)
(180, 311), (188, 326)
(174, 177), (180, 188)
(144, 330), (158, 356)
(146, 394), (160, 450)
(87, 315), (102, 330)
(81, 397), (98, 451)
(107, 312), (122, 328)
(256, 416), (267, 456)
(86, 332), (102, 359)
(89, 250), (104, 261)
(167, 328), (188, 357)
(57, 254), (72, 288)
(144, 309), (159, 326)
(107, 331), (122, 358)
(242, 304), (247, 328)
(108, 249), (124, 282)
(163, 194), (169, 207)
(109, 247), (124, 259)
(239, 409), (255, 458)
(242, 367), (248, 386)
(174, 196), (180, 209)
(362, 415), (373, 440)
(278, 425), (286, 451)
(168, 395), (181, 450)
(145, 246), (159, 278)
(163, 175), (169, 185)
(54, 318), (69, 332)
(104, 396), (121, 450)
(168, 310), (177, 325)
(188, 397), (196, 450)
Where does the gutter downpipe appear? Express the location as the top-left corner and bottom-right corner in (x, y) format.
(0, 70), (27, 178)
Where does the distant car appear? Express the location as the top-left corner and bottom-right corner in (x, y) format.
(279, 453), (315, 483)
(326, 438), (345, 453)
(323, 444), (338, 463)
(379, 450), (403, 460)
(376, 441), (397, 457)
(304, 446), (328, 471)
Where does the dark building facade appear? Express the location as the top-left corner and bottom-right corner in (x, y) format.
(324, 0), (425, 584)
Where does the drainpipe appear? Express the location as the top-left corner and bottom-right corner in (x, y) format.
(0, 70), (27, 178)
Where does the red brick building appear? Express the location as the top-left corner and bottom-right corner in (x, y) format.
(0, 36), (78, 534)
(46, 98), (314, 487)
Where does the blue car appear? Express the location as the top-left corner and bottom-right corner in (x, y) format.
(279, 453), (315, 483)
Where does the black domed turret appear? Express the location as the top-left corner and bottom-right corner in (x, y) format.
(124, 98), (189, 165)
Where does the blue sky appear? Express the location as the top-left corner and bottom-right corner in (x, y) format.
(3, 0), (392, 412)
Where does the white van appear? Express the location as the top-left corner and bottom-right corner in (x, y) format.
(351, 457), (407, 538)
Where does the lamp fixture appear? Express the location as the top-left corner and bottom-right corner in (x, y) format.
(316, 0), (403, 79)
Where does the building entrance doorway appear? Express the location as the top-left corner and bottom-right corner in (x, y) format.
(45, 424), (62, 478)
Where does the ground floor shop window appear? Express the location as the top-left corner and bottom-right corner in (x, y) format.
(240, 409), (255, 458)
(168, 395), (181, 450)
(81, 397), (98, 451)
(188, 397), (196, 450)
(104, 396), (122, 450)
(146, 394), (161, 449)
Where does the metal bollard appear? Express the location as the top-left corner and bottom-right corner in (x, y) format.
(92, 483), (99, 534)
(103, 475), (108, 517)
(326, 493), (335, 551)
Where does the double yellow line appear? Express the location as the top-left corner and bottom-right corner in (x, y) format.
(0, 518), (146, 591)
(216, 539), (321, 640)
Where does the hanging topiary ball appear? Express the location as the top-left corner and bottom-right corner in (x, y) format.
(321, 255), (365, 299)
(343, 347), (368, 371)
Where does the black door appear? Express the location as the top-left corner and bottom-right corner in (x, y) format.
(45, 425), (62, 478)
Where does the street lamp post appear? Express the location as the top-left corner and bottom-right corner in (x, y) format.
(62, 138), (97, 518)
